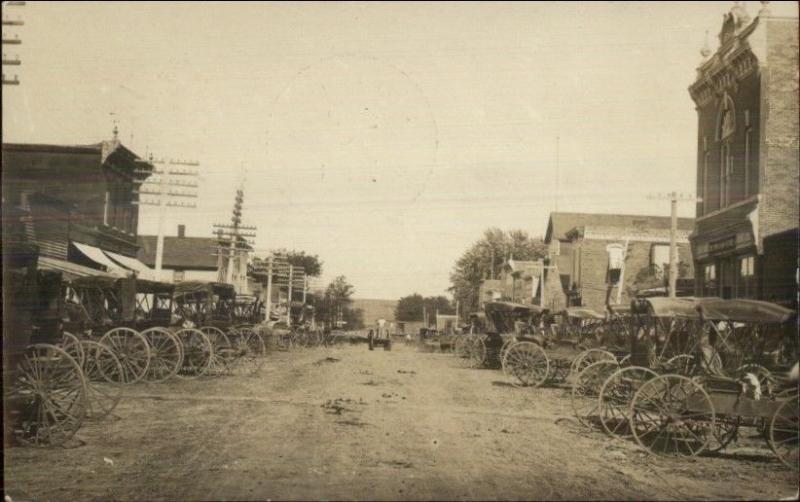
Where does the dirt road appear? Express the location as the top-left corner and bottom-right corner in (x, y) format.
(4, 342), (798, 501)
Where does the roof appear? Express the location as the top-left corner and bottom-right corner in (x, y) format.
(137, 235), (221, 269)
(2, 140), (153, 178)
(545, 212), (695, 243)
(505, 259), (541, 278)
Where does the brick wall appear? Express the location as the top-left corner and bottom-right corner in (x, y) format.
(761, 18), (800, 239)
(761, 228), (799, 308)
(576, 238), (694, 311)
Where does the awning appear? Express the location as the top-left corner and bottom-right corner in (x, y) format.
(38, 256), (116, 281)
(71, 241), (128, 276)
(103, 249), (156, 280)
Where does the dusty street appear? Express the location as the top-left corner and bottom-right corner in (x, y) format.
(5, 342), (799, 501)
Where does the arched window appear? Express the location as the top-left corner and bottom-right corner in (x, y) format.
(717, 95), (735, 208)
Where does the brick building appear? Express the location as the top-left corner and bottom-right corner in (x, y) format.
(545, 212), (695, 311)
(2, 138), (154, 279)
(688, 3), (799, 306)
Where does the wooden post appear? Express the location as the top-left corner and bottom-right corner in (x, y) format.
(669, 193), (678, 298)
(616, 239), (630, 305)
(264, 257), (273, 322)
(286, 265), (293, 325)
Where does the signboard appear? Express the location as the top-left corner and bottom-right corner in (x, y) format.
(709, 236), (736, 255)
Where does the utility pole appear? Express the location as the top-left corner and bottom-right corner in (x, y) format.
(2, 2), (24, 86)
(134, 156), (199, 280)
(647, 192), (702, 298)
(555, 135), (560, 212)
(213, 189), (256, 293)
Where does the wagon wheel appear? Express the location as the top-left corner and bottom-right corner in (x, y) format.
(60, 332), (85, 367)
(243, 329), (267, 357)
(599, 366), (658, 437)
(453, 335), (469, 359)
(663, 354), (694, 375)
(768, 394), (799, 469)
(7, 344), (88, 447)
(629, 374), (715, 456)
(569, 349), (616, 380)
(467, 335), (488, 368)
(228, 333), (265, 376)
(499, 337), (517, 363)
(200, 327), (234, 375)
(455, 335), (476, 367)
(99, 328), (151, 385)
(78, 340), (124, 419)
(141, 328), (183, 383)
(502, 341), (550, 388)
(570, 360), (619, 428)
(174, 328), (214, 379)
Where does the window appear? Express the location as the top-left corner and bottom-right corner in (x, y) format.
(720, 143), (733, 208)
(702, 138), (709, 215)
(173, 270), (185, 282)
(103, 191), (110, 225)
(744, 110), (752, 199)
(738, 255), (756, 298)
(703, 264), (716, 296)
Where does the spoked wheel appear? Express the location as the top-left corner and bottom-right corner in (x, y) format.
(60, 332), (85, 367)
(571, 360), (619, 428)
(502, 341), (550, 388)
(599, 366), (658, 437)
(569, 348), (616, 380)
(768, 394), (799, 469)
(99, 328), (151, 384)
(455, 335), (476, 367)
(200, 327), (234, 375)
(79, 340), (124, 419)
(499, 337), (517, 363)
(663, 354), (694, 375)
(141, 327), (183, 383)
(629, 374), (715, 456)
(175, 328), (213, 379)
(7, 344), (88, 447)
(466, 335), (487, 368)
(453, 335), (471, 364)
(228, 333), (265, 376)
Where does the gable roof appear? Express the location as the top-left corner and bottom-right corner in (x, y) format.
(137, 235), (221, 270)
(545, 212), (695, 243)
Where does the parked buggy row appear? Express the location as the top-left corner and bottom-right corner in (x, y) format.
(450, 297), (799, 470)
(2, 244), (283, 449)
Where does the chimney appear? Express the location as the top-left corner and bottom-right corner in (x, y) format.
(177, 224), (186, 238)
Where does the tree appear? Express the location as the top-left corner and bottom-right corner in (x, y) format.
(395, 293), (454, 323)
(449, 227), (548, 318)
(271, 248), (323, 277)
(316, 275), (356, 329)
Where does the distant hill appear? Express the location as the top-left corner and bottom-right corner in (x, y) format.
(351, 298), (397, 327)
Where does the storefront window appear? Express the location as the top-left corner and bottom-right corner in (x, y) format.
(703, 264), (716, 296)
(737, 255), (756, 298)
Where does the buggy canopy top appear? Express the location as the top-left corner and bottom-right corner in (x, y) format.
(637, 297), (704, 320)
(173, 281), (236, 298)
(696, 298), (795, 324)
(484, 301), (548, 333)
(563, 307), (605, 320)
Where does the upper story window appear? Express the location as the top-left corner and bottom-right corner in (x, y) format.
(717, 95), (735, 210)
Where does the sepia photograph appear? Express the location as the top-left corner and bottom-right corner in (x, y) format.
(2, 1), (798, 500)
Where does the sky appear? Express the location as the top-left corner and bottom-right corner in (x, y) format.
(3, 1), (798, 299)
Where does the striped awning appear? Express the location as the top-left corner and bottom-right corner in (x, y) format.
(103, 249), (156, 280)
(38, 256), (115, 281)
(71, 241), (128, 276)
